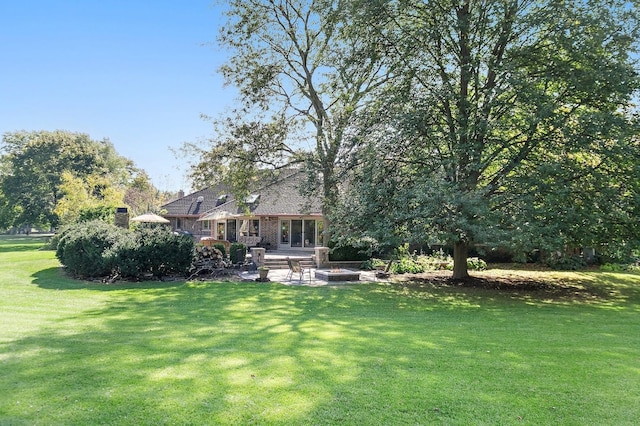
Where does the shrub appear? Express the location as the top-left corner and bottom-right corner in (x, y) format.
(330, 237), (379, 261)
(546, 254), (586, 270)
(103, 232), (141, 278)
(230, 242), (247, 264)
(213, 243), (227, 258)
(417, 249), (453, 271)
(131, 225), (195, 278)
(56, 222), (195, 279)
(387, 243), (425, 274)
(55, 220), (126, 277)
(390, 257), (425, 274)
(467, 257), (487, 271)
(361, 258), (387, 270)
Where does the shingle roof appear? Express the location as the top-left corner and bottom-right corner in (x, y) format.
(162, 184), (229, 217)
(162, 172), (323, 218)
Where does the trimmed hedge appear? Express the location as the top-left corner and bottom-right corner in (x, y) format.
(56, 220), (126, 277)
(55, 221), (195, 279)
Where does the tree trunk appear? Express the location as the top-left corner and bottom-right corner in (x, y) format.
(452, 240), (470, 280)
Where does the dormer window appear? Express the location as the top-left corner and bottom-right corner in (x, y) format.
(245, 193), (260, 204)
(216, 194), (228, 206)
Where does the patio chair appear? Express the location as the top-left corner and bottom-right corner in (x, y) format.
(286, 257), (312, 282)
(375, 259), (394, 280)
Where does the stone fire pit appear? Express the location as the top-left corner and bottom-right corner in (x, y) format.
(315, 269), (361, 282)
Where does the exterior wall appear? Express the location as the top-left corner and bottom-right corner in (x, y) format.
(261, 217), (279, 249)
(168, 217), (209, 240)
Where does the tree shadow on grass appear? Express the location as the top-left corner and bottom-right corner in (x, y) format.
(3, 277), (640, 424)
(0, 283), (391, 423)
(389, 270), (640, 309)
(31, 266), (186, 291)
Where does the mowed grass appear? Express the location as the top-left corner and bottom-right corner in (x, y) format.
(1, 236), (639, 425)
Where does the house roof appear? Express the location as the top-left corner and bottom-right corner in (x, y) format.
(162, 184), (229, 217)
(162, 172), (323, 219)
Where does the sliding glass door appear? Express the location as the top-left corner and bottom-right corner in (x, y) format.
(280, 219), (322, 248)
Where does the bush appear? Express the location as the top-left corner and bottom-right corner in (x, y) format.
(546, 254), (586, 270)
(390, 257), (425, 274)
(230, 242), (247, 264)
(330, 237), (378, 261)
(103, 232), (141, 278)
(467, 257), (487, 271)
(213, 243), (227, 258)
(361, 258), (387, 270)
(130, 225), (195, 278)
(56, 222), (195, 279)
(417, 249), (453, 271)
(55, 220), (126, 277)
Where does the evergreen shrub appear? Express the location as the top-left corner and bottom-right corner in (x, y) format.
(55, 220), (126, 277)
(230, 242), (247, 264)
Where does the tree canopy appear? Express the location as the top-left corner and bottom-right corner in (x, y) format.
(333, 0), (640, 277)
(186, 0), (640, 277)
(0, 130), (159, 230)
(184, 0), (388, 236)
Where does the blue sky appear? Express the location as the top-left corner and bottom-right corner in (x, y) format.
(0, 0), (235, 192)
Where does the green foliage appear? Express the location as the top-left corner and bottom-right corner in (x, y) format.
(378, 246), (486, 275)
(55, 222), (194, 279)
(77, 205), (115, 223)
(0, 130), (144, 229)
(466, 257), (487, 271)
(390, 256), (425, 275)
(229, 242), (247, 264)
(330, 237), (378, 261)
(332, 0), (640, 278)
(545, 254), (587, 271)
(103, 232), (141, 278)
(360, 258), (386, 270)
(212, 243), (227, 258)
(117, 225), (195, 278)
(55, 220), (126, 277)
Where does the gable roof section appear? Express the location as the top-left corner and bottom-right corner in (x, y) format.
(162, 184), (229, 217)
(215, 172), (322, 217)
(166, 172), (323, 220)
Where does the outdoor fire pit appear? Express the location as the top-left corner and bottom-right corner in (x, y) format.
(315, 269), (361, 282)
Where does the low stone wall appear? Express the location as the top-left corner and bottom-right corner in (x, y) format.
(326, 261), (364, 270)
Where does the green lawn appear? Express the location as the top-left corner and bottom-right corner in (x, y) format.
(1, 235), (639, 425)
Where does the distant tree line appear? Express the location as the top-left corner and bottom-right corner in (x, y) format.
(0, 130), (168, 232)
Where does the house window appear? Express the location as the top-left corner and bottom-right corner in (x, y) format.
(239, 219), (260, 236)
(304, 219), (316, 248)
(216, 222), (225, 240)
(202, 220), (211, 231)
(280, 218), (323, 248)
(226, 219), (237, 242)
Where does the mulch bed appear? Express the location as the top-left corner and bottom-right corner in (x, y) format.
(391, 270), (609, 301)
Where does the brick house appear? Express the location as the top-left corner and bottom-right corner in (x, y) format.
(161, 172), (325, 251)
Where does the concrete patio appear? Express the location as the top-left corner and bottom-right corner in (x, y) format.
(237, 267), (378, 287)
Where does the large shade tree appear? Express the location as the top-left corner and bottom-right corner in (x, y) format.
(333, 0), (640, 278)
(184, 0), (388, 238)
(0, 130), (145, 229)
